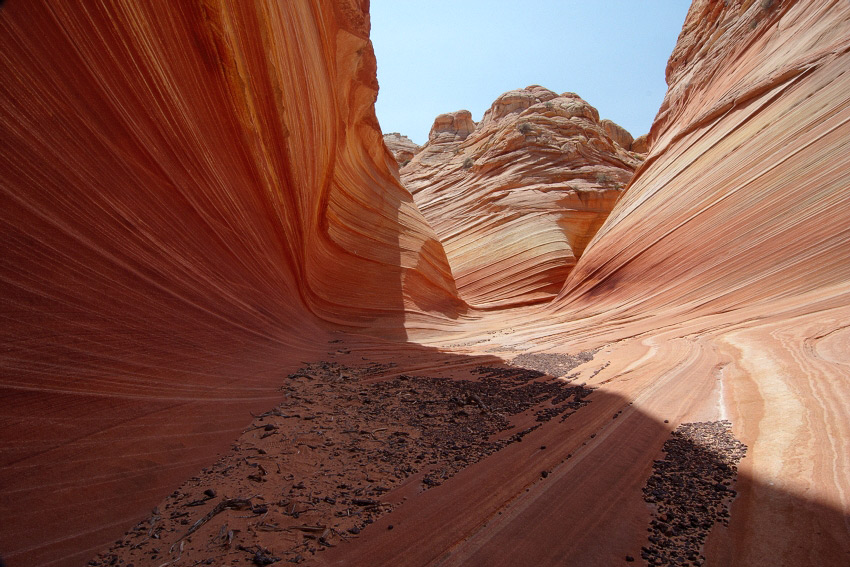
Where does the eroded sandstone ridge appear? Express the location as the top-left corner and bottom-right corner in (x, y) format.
(402, 86), (643, 308)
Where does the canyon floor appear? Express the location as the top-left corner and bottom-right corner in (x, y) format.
(78, 286), (850, 567)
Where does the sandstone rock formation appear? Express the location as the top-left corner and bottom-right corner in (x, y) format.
(382, 132), (420, 165)
(535, 1), (850, 565)
(402, 86), (642, 308)
(325, 2), (850, 566)
(2, 1), (850, 567)
(428, 109), (478, 143)
(600, 118), (635, 149)
(558, 0), (850, 322)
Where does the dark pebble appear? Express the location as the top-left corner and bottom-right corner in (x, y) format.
(387, 525), (394, 530)
(203, 489), (216, 498)
(541, 471), (549, 478)
(253, 552), (280, 566)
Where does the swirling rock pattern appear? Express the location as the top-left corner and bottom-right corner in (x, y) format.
(557, 0), (850, 323)
(325, 3), (850, 567)
(2, 1), (850, 567)
(0, 1), (462, 565)
(403, 86), (642, 308)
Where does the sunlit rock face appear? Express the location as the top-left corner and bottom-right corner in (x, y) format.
(600, 119), (635, 150)
(0, 1), (462, 565)
(402, 86), (642, 308)
(557, 0), (850, 320)
(630, 133), (650, 153)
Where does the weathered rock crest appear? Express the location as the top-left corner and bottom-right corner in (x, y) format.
(402, 86), (643, 308)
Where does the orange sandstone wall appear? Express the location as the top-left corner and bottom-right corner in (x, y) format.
(0, 1), (460, 565)
(557, 0), (850, 319)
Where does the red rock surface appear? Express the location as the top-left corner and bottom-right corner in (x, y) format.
(0, 2), (462, 565)
(557, 0), (850, 324)
(2, 1), (850, 567)
(415, 1), (849, 566)
(545, 4), (850, 560)
(402, 87), (642, 308)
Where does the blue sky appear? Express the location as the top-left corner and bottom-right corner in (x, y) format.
(371, 0), (692, 145)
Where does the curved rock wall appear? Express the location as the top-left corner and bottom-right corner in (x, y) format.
(3, 1), (850, 566)
(0, 0), (463, 356)
(0, 1), (461, 565)
(557, 0), (850, 321)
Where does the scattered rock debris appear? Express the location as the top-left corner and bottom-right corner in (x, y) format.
(510, 349), (598, 377)
(638, 421), (747, 566)
(88, 359), (594, 566)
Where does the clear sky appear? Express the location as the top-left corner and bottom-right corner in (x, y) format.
(371, 0), (692, 145)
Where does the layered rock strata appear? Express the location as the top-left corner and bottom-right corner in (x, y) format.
(403, 86), (643, 308)
(557, 0), (850, 322)
(540, 2), (850, 564)
(2, 1), (850, 566)
(0, 1), (462, 565)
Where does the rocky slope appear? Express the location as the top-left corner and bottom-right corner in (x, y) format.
(402, 86), (643, 308)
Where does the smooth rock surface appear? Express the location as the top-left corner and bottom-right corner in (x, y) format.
(321, 2), (850, 566)
(631, 133), (650, 153)
(0, 2), (463, 565)
(601, 118), (635, 149)
(553, 2), (850, 560)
